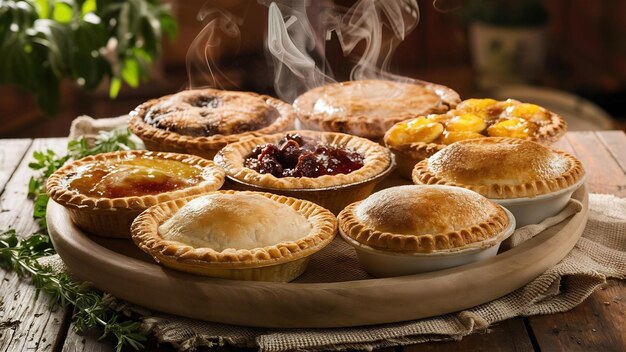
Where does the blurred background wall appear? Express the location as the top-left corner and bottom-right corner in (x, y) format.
(1, 0), (624, 138)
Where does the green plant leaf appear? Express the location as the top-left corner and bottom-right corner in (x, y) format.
(81, 0), (96, 16)
(121, 57), (139, 87)
(52, 2), (73, 23)
(109, 76), (121, 98)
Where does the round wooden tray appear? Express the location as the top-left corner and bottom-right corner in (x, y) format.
(47, 186), (588, 328)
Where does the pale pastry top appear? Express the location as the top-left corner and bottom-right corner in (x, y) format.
(355, 185), (504, 237)
(158, 193), (312, 251)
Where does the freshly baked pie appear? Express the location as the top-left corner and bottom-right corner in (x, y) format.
(46, 150), (225, 238)
(293, 79), (460, 140)
(412, 137), (584, 199)
(214, 131), (394, 214)
(338, 185), (514, 276)
(128, 89), (295, 159)
(384, 98), (567, 178)
(131, 191), (337, 282)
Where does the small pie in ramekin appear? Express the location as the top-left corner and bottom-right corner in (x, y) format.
(412, 137), (585, 227)
(131, 191), (337, 282)
(338, 185), (515, 277)
(384, 98), (567, 178)
(128, 89), (295, 159)
(214, 131), (394, 214)
(293, 79), (460, 141)
(46, 150), (225, 238)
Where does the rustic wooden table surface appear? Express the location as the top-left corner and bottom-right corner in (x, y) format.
(0, 131), (625, 352)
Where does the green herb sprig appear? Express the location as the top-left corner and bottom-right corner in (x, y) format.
(0, 230), (147, 351)
(28, 128), (137, 230)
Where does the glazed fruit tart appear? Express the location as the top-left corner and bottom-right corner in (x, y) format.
(46, 150), (225, 238)
(338, 185), (515, 277)
(131, 191), (337, 282)
(128, 89), (295, 159)
(384, 98), (568, 178)
(214, 131), (394, 214)
(293, 79), (460, 140)
(412, 137), (585, 227)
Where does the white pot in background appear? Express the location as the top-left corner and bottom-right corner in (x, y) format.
(470, 22), (546, 89)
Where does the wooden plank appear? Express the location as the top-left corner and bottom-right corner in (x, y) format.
(563, 132), (626, 197)
(528, 280), (626, 351)
(0, 138), (71, 352)
(404, 318), (534, 352)
(0, 139), (31, 193)
(526, 131), (626, 352)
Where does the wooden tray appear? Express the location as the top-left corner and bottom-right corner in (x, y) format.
(47, 186), (588, 328)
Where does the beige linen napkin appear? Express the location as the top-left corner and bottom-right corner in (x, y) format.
(48, 116), (625, 351)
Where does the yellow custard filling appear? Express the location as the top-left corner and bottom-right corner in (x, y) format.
(385, 99), (554, 147)
(66, 156), (204, 198)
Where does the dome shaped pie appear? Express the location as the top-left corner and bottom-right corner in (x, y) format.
(383, 98), (567, 179)
(129, 89), (295, 159)
(131, 191), (337, 282)
(412, 138), (585, 199)
(293, 79), (460, 140)
(46, 150), (225, 238)
(339, 185), (510, 253)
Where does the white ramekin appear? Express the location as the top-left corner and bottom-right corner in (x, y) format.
(339, 207), (516, 277)
(491, 177), (585, 228)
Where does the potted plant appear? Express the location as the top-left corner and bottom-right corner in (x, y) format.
(0, 0), (177, 115)
(458, 0), (550, 89)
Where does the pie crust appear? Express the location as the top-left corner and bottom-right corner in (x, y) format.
(293, 79), (460, 140)
(338, 185), (510, 253)
(128, 89), (295, 159)
(131, 190), (337, 282)
(412, 137), (585, 199)
(384, 98), (568, 179)
(46, 150), (225, 238)
(214, 131), (394, 214)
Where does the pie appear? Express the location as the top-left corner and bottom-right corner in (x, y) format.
(338, 185), (511, 253)
(384, 98), (567, 178)
(131, 191), (337, 282)
(293, 79), (460, 140)
(214, 131), (394, 214)
(412, 137), (585, 199)
(46, 150), (225, 238)
(128, 89), (295, 159)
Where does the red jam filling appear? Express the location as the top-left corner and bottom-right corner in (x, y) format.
(244, 133), (364, 178)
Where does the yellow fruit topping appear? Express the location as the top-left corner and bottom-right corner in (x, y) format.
(445, 113), (487, 133)
(438, 131), (486, 145)
(425, 113), (450, 123)
(385, 117), (444, 145)
(487, 118), (537, 139)
(504, 103), (551, 122)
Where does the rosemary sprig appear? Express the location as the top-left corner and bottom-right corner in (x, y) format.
(0, 230), (147, 351)
(28, 128), (137, 230)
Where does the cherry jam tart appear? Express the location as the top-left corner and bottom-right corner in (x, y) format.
(244, 133), (365, 178)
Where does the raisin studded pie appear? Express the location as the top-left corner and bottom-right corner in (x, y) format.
(129, 89), (295, 159)
(293, 79), (460, 140)
(412, 138), (585, 227)
(46, 150), (225, 238)
(338, 185), (515, 276)
(131, 191), (337, 282)
(214, 131), (394, 214)
(384, 98), (567, 178)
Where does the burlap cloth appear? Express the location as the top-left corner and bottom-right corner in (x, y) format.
(47, 116), (626, 351)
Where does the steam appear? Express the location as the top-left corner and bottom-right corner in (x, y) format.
(186, 6), (241, 89)
(264, 0), (421, 102)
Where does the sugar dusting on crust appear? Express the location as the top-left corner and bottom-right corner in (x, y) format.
(355, 185), (503, 236)
(159, 193), (312, 251)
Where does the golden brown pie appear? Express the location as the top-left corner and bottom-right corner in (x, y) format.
(412, 137), (585, 199)
(128, 89), (295, 159)
(293, 79), (460, 140)
(131, 191), (337, 282)
(46, 150), (225, 238)
(338, 185), (511, 253)
(214, 131), (394, 214)
(384, 98), (567, 178)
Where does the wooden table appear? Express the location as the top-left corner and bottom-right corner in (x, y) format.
(1, 131), (625, 352)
